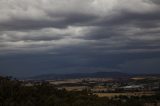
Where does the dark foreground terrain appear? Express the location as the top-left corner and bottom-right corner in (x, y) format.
(0, 76), (160, 106)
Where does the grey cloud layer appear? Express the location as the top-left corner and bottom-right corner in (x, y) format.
(1, 0), (160, 77)
(0, 0), (160, 55)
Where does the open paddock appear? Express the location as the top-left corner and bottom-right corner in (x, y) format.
(95, 92), (155, 97)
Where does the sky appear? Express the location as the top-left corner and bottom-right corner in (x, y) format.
(0, 0), (160, 77)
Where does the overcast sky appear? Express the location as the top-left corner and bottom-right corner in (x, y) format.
(0, 0), (160, 77)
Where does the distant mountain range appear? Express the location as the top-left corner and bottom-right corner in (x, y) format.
(28, 72), (135, 80)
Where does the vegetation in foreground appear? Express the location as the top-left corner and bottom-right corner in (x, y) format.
(0, 76), (160, 106)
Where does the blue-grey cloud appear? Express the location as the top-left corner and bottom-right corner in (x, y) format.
(0, 0), (160, 77)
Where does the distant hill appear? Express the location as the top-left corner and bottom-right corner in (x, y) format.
(28, 72), (134, 80)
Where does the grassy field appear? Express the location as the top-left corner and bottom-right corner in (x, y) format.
(95, 92), (155, 97)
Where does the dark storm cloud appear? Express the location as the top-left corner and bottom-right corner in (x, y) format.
(151, 0), (160, 4)
(0, 13), (97, 31)
(0, 0), (160, 77)
(1, 51), (160, 77)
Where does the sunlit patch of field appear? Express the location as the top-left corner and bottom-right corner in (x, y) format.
(131, 77), (146, 80)
(95, 92), (155, 97)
